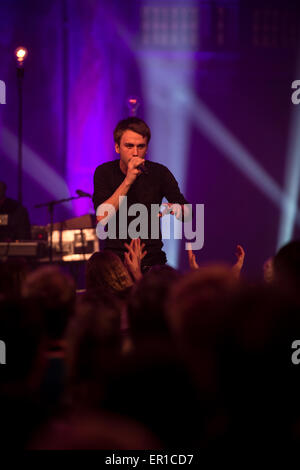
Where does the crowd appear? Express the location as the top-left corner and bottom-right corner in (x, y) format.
(0, 239), (300, 452)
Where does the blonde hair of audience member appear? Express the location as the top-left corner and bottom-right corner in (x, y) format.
(85, 251), (133, 296)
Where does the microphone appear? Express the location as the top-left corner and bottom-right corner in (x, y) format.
(138, 161), (148, 175)
(76, 189), (92, 198)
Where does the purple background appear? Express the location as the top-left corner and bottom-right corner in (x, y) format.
(1, 0), (300, 277)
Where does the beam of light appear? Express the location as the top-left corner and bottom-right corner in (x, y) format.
(140, 56), (193, 268)
(0, 80), (5, 104)
(1, 127), (71, 206)
(92, 9), (192, 267)
(177, 89), (300, 228)
(276, 100), (300, 250)
(65, 2), (129, 218)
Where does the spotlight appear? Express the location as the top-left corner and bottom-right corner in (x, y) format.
(15, 46), (28, 66)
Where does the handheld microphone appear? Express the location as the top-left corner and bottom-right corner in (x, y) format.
(76, 189), (92, 198)
(138, 161), (148, 175)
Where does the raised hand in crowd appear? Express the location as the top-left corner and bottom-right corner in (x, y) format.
(187, 243), (199, 270)
(124, 238), (147, 281)
(187, 243), (245, 277)
(232, 244), (245, 279)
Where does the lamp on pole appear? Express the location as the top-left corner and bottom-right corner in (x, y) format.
(14, 46), (28, 204)
(126, 95), (140, 116)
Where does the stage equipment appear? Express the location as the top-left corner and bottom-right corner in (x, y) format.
(0, 241), (47, 259)
(48, 214), (99, 262)
(34, 191), (92, 263)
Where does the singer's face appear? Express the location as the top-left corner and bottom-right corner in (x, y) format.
(115, 130), (147, 170)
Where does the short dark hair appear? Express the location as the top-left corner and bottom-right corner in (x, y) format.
(113, 117), (151, 146)
(274, 240), (300, 287)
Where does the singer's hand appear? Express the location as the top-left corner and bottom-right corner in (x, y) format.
(125, 157), (145, 185)
(158, 203), (183, 220)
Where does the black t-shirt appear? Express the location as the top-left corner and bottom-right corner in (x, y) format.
(93, 159), (188, 265)
(0, 198), (31, 241)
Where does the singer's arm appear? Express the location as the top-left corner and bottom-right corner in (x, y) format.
(94, 157), (144, 225)
(96, 179), (131, 224)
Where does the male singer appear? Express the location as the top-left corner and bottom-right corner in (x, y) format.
(92, 117), (188, 270)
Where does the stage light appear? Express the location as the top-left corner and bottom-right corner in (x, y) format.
(15, 46), (28, 66)
(277, 86), (300, 250)
(175, 88), (300, 242)
(250, 6), (299, 49)
(141, 4), (199, 49)
(140, 57), (192, 268)
(126, 95), (140, 116)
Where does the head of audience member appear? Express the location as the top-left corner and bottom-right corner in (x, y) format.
(102, 266), (202, 448)
(263, 256), (274, 283)
(126, 265), (181, 345)
(168, 267), (300, 451)
(22, 265), (76, 342)
(0, 297), (45, 392)
(167, 264), (238, 343)
(273, 240), (300, 292)
(29, 408), (161, 450)
(85, 251), (133, 299)
(66, 292), (122, 408)
(166, 264), (239, 397)
(0, 296), (50, 450)
(216, 284), (300, 451)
